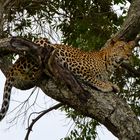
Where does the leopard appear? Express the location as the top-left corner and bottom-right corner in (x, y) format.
(0, 38), (51, 121)
(49, 40), (134, 92)
(0, 38), (134, 121)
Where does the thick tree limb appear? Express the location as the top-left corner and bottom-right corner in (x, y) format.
(40, 78), (140, 140)
(0, 36), (140, 139)
(0, 37), (42, 75)
(113, 0), (140, 41)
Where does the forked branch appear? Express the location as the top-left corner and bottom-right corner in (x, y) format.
(24, 103), (63, 140)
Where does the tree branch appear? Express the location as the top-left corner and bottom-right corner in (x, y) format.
(39, 77), (140, 139)
(24, 103), (63, 140)
(113, 0), (140, 41)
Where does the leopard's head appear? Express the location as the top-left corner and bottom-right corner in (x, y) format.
(101, 41), (135, 65)
(111, 41), (134, 63)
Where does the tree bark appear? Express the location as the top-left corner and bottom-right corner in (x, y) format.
(113, 0), (140, 41)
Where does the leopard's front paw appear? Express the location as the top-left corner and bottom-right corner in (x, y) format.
(94, 81), (120, 93)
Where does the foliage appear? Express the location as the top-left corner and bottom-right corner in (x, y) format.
(113, 47), (140, 116)
(3, 0), (126, 48)
(1, 0), (140, 139)
(61, 106), (98, 140)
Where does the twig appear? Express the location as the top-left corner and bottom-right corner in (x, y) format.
(8, 87), (37, 123)
(24, 103), (63, 140)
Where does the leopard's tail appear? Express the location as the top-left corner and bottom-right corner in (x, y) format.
(0, 77), (13, 121)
